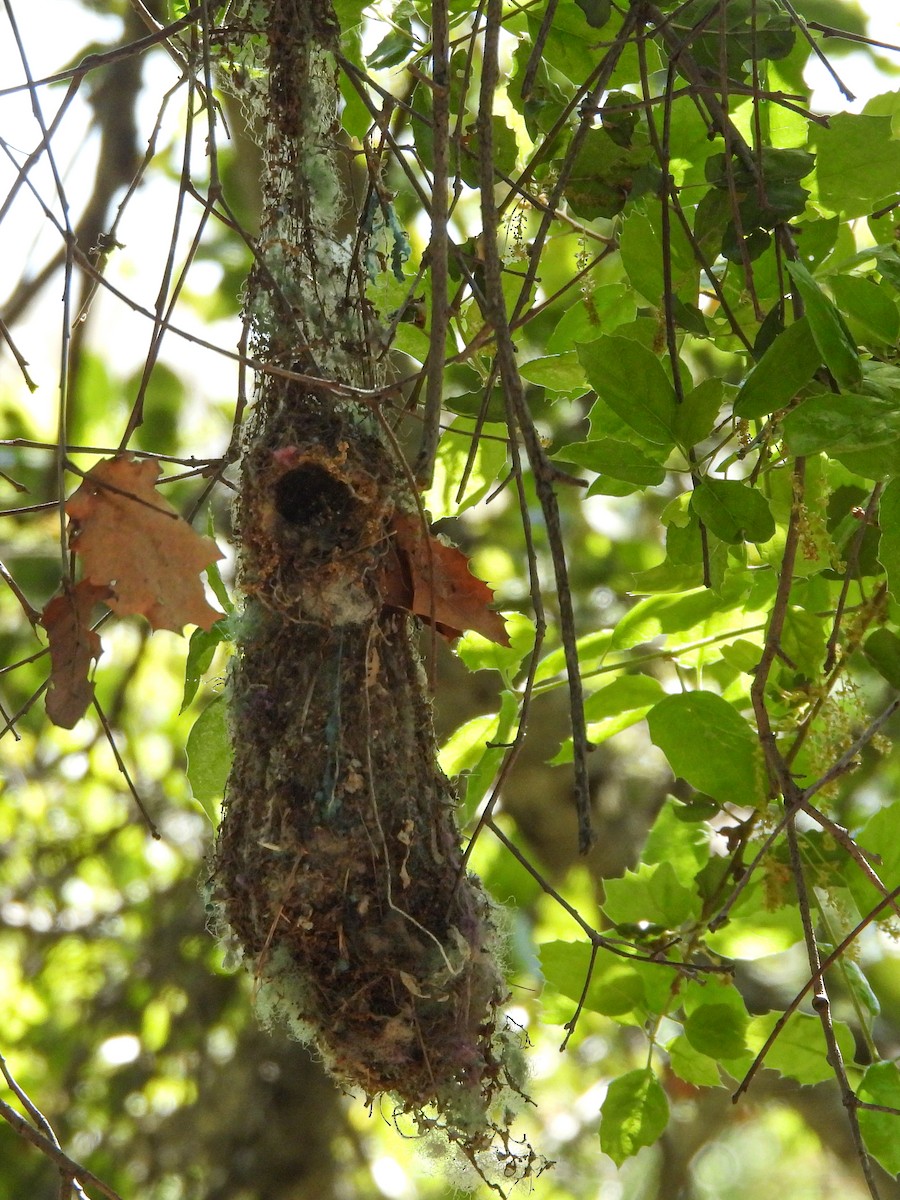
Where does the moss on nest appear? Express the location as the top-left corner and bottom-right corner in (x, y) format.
(212, 2), (544, 1183)
(212, 396), (542, 1187)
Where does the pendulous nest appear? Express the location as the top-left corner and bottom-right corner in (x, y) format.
(212, 395), (541, 1184)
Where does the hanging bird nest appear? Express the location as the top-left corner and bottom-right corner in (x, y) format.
(212, 394), (541, 1186)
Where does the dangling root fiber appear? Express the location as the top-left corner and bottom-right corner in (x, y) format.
(212, 396), (541, 1186)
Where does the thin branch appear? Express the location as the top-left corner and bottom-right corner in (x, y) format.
(807, 20), (900, 54)
(478, 0), (594, 852)
(0, 557), (40, 625)
(734, 880), (900, 1103)
(414, 0), (450, 486)
(484, 816), (731, 975)
(0, 1093), (122, 1200)
(786, 816), (882, 1200)
(0, 6), (204, 98)
(779, 0), (855, 101)
(92, 696), (161, 839)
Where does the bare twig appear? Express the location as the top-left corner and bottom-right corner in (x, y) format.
(734, 880), (900, 1103)
(92, 695), (161, 839)
(414, 0), (450, 486)
(0, 1082), (121, 1200)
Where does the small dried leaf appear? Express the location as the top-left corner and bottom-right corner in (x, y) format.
(66, 457), (224, 633)
(366, 641), (381, 686)
(388, 514), (509, 646)
(42, 581), (111, 728)
(398, 970), (428, 998)
(398, 818), (414, 888)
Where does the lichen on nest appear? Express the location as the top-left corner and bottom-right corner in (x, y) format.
(211, 398), (544, 1188)
(209, 0), (545, 1182)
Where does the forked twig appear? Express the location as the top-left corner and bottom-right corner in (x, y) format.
(0, 1052), (120, 1200)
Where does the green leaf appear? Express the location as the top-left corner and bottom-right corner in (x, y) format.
(704, 869), (803, 958)
(539, 940), (645, 1023)
(691, 479), (775, 545)
(564, 128), (657, 219)
(340, 72), (372, 140)
(455, 690), (519, 823)
(424, 419), (508, 519)
(587, 392), (661, 452)
(560, 439), (667, 486)
(456, 611), (534, 677)
(684, 1003), (749, 1060)
(533, 628), (614, 685)
(460, 116), (518, 189)
(439, 712), (498, 778)
(585, 966), (646, 1019)
(667, 93), (721, 188)
(368, 26), (414, 69)
(577, 336), (678, 446)
(830, 275), (900, 346)
(185, 695), (232, 825)
(539, 940), (672, 1024)
(552, 674), (666, 762)
(610, 585), (749, 651)
(680, 982), (755, 1079)
(202, 510), (233, 615)
(599, 91), (640, 148)
(538, 940), (592, 1003)
(620, 203), (697, 304)
(204, 558), (233, 616)
(333, 0), (367, 32)
(584, 674), (665, 722)
(519, 352), (586, 393)
(706, 148), (813, 228)
(647, 691), (764, 805)
(864, 627), (900, 689)
(783, 394), (900, 456)
(781, 606), (826, 678)
(641, 797), (710, 886)
(181, 622), (229, 712)
(600, 1068), (669, 1166)
(878, 479), (900, 601)
(746, 1012), (856, 1086)
(839, 956), (881, 1033)
(858, 1062), (900, 1175)
(835, 442), (900, 482)
(574, 0), (610, 27)
(675, 379), (727, 449)
(667, 1035), (723, 1088)
(524, 0), (614, 87)
(546, 285), (636, 353)
(787, 261), (862, 389)
(734, 316), (821, 419)
(603, 861), (698, 928)
(845, 802), (900, 920)
(815, 112), (900, 218)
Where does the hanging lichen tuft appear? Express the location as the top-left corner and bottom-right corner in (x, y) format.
(210, 1), (540, 1185)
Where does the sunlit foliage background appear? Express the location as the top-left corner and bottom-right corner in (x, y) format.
(2, 1), (900, 1198)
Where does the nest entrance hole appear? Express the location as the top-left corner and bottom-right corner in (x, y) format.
(274, 463), (356, 530)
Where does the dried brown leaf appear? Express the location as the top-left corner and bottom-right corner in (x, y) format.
(388, 514), (510, 646)
(42, 581), (112, 728)
(66, 456), (224, 633)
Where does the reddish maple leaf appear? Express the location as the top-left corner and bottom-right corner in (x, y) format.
(42, 581), (112, 729)
(386, 514), (509, 646)
(65, 457), (223, 633)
